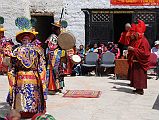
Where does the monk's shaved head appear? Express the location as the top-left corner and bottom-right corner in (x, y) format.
(125, 23), (131, 31)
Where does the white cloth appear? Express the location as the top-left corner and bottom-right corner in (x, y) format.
(151, 47), (159, 58)
(155, 41), (159, 46)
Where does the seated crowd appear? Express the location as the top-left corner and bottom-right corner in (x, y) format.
(78, 42), (120, 59)
(67, 42), (121, 76)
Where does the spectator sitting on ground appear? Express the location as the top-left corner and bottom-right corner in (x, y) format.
(4, 110), (21, 120)
(110, 44), (120, 59)
(151, 40), (159, 58)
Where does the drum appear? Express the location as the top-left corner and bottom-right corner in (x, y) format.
(71, 55), (81, 64)
(57, 32), (76, 50)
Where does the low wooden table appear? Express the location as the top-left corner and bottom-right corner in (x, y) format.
(115, 59), (129, 80)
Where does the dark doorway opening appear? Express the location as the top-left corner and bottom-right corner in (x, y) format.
(113, 13), (132, 56)
(31, 16), (54, 49)
(113, 13), (132, 43)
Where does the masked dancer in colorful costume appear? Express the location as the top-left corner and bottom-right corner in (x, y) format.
(7, 17), (47, 118)
(0, 17), (14, 74)
(45, 21), (66, 94)
(127, 20), (151, 95)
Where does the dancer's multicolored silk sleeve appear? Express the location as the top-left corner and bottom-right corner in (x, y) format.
(38, 52), (47, 100)
(4, 45), (13, 57)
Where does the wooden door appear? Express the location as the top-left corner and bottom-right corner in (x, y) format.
(84, 10), (113, 46)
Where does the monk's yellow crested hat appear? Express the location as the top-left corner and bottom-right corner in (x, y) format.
(31, 27), (39, 35)
(0, 25), (6, 32)
(0, 17), (5, 31)
(16, 29), (35, 43)
(32, 31), (38, 35)
(51, 21), (61, 28)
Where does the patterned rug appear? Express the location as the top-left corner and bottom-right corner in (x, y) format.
(63, 90), (101, 98)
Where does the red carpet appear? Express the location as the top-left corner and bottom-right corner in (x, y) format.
(63, 90), (101, 98)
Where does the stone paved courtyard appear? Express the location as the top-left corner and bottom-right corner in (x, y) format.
(0, 75), (159, 120)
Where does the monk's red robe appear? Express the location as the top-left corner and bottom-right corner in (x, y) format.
(128, 36), (151, 89)
(64, 49), (75, 75)
(119, 31), (130, 46)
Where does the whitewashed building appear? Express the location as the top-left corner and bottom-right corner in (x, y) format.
(0, 0), (159, 47)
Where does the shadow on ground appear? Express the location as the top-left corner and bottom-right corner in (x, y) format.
(153, 94), (159, 110)
(109, 82), (129, 87)
(147, 76), (155, 79)
(109, 81), (134, 94)
(0, 102), (10, 118)
(111, 87), (134, 94)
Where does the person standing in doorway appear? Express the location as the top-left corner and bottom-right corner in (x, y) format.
(118, 23), (131, 57)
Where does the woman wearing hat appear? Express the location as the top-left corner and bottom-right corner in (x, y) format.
(151, 40), (159, 58)
(45, 21), (66, 94)
(7, 18), (47, 118)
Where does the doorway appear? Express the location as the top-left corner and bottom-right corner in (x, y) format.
(113, 13), (132, 57)
(113, 13), (132, 43)
(31, 15), (54, 49)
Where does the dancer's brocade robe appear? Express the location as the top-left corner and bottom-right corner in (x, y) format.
(46, 47), (65, 91)
(7, 44), (47, 113)
(0, 37), (14, 73)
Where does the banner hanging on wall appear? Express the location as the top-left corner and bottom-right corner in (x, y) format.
(111, 0), (159, 6)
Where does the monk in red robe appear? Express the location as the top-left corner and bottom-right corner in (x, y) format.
(127, 20), (151, 95)
(64, 48), (75, 75)
(118, 23), (131, 57)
